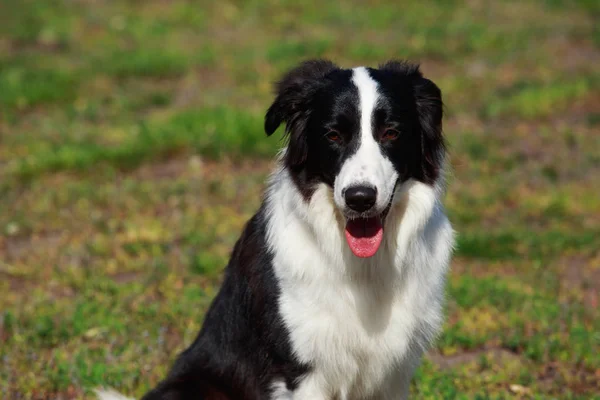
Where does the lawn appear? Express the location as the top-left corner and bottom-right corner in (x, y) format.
(1, 0), (599, 399)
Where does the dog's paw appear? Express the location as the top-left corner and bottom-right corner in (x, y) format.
(94, 388), (135, 400)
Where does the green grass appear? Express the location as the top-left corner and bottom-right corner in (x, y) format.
(1, 0), (599, 399)
(456, 229), (599, 260)
(0, 0), (74, 45)
(0, 66), (79, 110)
(102, 49), (190, 79)
(9, 108), (275, 180)
(484, 78), (596, 119)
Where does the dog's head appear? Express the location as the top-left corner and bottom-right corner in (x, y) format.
(265, 59), (445, 257)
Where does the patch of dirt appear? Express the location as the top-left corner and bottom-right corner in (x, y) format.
(0, 271), (74, 300)
(9, 38), (68, 53)
(134, 157), (193, 180)
(564, 91), (600, 122)
(200, 158), (273, 177)
(545, 36), (600, 73)
(0, 38), (11, 56)
(111, 271), (144, 284)
(132, 156), (272, 181)
(451, 259), (520, 279)
(414, 58), (457, 79)
(0, 271), (27, 292)
(537, 361), (600, 395)
(174, 66), (234, 108)
(427, 347), (527, 370)
(1, 231), (64, 261)
(46, 283), (76, 300)
(559, 255), (600, 309)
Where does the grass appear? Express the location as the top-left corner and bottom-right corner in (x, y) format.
(9, 108), (274, 180)
(102, 49), (191, 79)
(483, 78), (597, 119)
(0, 66), (80, 110)
(1, 0), (599, 399)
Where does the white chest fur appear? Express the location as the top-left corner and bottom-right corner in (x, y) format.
(265, 170), (455, 400)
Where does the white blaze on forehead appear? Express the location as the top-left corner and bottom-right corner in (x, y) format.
(352, 67), (379, 139)
(333, 67), (399, 213)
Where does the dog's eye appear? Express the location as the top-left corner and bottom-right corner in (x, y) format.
(381, 129), (400, 142)
(325, 130), (342, 143)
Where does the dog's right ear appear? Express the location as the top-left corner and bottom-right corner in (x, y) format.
(265, 59), (338, 166)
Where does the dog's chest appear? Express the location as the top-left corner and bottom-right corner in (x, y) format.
(277, 268), (419, 397)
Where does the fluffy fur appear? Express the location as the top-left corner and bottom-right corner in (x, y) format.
(97, 59), (454, 400)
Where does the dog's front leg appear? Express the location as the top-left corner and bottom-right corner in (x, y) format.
(291, 374), (332, 400)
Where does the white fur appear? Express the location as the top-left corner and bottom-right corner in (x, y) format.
(334, 68), (398, 214)
(263, 67), (454, 399)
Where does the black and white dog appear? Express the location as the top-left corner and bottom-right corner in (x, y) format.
(98, 59), (454, 400)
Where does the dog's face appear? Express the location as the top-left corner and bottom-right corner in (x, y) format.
(265, 60), (444, 257)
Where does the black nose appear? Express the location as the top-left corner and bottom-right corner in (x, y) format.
(344, 186), (377, 212)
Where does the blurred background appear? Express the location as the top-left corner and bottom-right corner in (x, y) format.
(0, 0), (598, 398)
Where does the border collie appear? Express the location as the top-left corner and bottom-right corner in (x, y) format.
(97, 59), (454, 400)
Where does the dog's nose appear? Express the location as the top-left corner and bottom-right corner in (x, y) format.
(344, 186), (377, 212)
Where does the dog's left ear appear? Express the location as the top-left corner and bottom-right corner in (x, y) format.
(265, 59), (338, 166)
(380, 60), (445, 183)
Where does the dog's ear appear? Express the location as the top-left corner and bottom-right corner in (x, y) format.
(265, 59), (338, 166)
(413, 73), (444, 183)
(380, 60), (445, 183)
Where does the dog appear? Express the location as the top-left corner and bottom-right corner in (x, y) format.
(97, 59), (454, 400)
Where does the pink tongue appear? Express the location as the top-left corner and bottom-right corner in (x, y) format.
(344, 217), (383, 258)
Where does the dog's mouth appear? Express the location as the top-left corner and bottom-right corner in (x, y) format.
(343, 201), (393, 258)
(344, 216), (383, 258)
